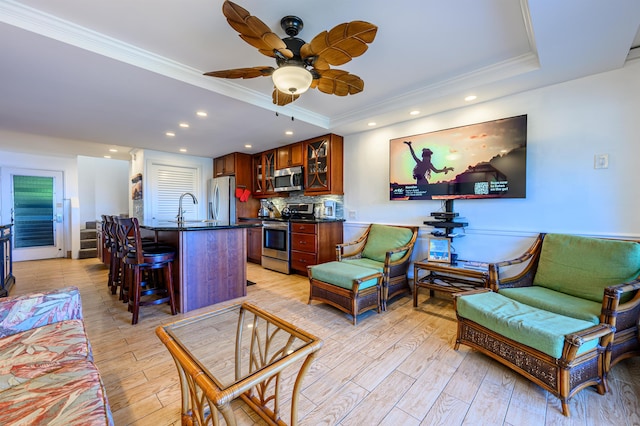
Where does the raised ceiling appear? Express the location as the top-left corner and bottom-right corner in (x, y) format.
(1, 0), (639, 161)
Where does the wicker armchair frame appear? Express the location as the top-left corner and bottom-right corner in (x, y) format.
(453, 289), (613, 417)
(336, 224), (419, 310)
(488, 233), (640, 368)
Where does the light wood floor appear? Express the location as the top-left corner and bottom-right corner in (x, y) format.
(11, 258), (640, 426)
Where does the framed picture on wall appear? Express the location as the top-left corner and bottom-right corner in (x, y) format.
(427, 237), (451, 263)
(131, 173), (142, 200)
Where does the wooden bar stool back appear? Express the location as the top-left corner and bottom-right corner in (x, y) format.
(114, 217), (177, 325)
(102, 215), (122, 296)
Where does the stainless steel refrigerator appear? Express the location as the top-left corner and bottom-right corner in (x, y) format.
(208, 176), (236, 225)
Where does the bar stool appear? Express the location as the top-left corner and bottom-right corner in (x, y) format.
(102, 215), (122, 296)
(114, 217), (177, 325)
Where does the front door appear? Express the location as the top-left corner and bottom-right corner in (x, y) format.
(1, 169), (64, 261)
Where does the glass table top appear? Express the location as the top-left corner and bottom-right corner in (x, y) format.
(162, 303), (316, 390)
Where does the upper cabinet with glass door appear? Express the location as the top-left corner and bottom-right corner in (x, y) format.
(303, 134), (343, 195)
(252, 150), (276, 198)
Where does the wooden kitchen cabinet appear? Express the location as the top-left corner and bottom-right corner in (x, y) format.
(214, 153), (236, 176)
(276, 142), (303, 169)
(303, 134), (343, 195)
(247, 226), (262, 264)
(213, 153), (256, 221)
(253, 150), (276, 197)
(290, 221), (343, 276)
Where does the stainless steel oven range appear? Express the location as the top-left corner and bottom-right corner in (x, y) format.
(261, 220), (290, 274)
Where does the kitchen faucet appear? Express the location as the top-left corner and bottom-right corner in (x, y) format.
(177, 192), (198, 223)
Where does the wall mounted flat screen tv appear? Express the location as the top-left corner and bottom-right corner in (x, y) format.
(389, 114), (527, 200)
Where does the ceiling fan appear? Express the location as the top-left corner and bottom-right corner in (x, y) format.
(204, 1), (378, 106)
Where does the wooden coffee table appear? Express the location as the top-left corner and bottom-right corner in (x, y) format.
(156, 302), (322, 426)
(413, 259), (490, 306)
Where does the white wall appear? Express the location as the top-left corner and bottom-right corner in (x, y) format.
(343, 60), (640, 265)
(77, 156), (130, 225)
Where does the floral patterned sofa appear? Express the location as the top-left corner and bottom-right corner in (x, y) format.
(0, 286), (113, 425)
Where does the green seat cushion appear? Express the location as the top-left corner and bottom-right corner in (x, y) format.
(499, 286), (601, 324)
(342, 258), (384, 273)
(456, 292), (600, 359)
(309, 261), (381, 291)
(534, 233), (640, 302)
(361, 224), (414, 262)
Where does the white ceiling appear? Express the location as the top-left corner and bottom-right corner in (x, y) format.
(1, 0), (639, 161)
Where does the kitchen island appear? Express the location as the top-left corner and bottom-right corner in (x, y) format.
(140, 220), (261, 313)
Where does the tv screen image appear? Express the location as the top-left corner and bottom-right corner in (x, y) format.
(389, 114), (527, 200)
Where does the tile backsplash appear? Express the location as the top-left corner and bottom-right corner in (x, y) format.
(267, 193), (344, 219)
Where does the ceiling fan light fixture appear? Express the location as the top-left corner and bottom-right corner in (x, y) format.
(272, 66), (313, 95)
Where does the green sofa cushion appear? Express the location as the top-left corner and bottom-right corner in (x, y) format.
(309, 261), (380, 291)
(361, 224), (414, 263)
(533, 233), (640, 303)
(456, 292), (599, 359)
(499, 286), (601, 325)
(342, 258), (384, 273)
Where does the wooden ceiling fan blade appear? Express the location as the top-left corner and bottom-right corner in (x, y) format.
(204, 66), (275, 79)
(304, 21), (378, 66)
(222, 1), (293, 59)
(314, 69), (364, 95)
(272, 88), (299, 106)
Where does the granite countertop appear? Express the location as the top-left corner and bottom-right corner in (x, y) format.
(238, 217), (345, 224)
(140, 220), (262, 231)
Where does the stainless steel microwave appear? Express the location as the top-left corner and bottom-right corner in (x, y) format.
(273, 166), (303, 192)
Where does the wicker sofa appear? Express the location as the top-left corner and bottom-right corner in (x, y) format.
(453, 233), (640, 416)
(0, 287), (113, 425)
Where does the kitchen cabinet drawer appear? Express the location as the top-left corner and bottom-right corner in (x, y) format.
(291, 233), (316, 252)
(291, 222), (316, 234)
(290, 221), (342, 276)
(291, 251), (317, 271)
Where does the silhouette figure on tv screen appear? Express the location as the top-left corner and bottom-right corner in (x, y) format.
(404, 141), (454, 185)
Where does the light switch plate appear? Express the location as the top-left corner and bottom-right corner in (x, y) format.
(594, 154), (608, 169)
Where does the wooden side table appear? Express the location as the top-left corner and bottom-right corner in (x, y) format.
(413, 259), (489, 306)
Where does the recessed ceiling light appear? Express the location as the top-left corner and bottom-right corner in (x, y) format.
(179, 148), (187, 152)
(285, 131), (293, 135)
(179, 122), (190, 128)
(409, 110), (420, 116)
(244, 144), (252, 148)
(109, 148), (118, 153)
(465, 95), (477, 102)
(166, 131), (176, 137)
(368, 122), (377, 126)
(196, 111), (208, 117)
(103, 155), (111, 159)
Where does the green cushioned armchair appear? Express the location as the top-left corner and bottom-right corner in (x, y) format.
(336, 224), (419, 310)
(488, 233), (640, 368)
